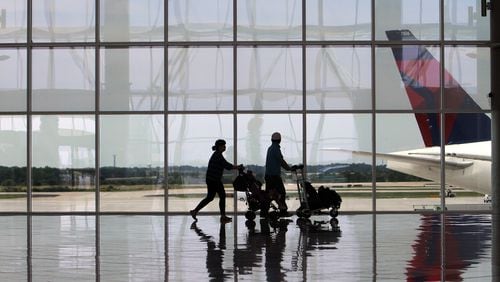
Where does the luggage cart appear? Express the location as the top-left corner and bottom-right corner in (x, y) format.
(292, 164), (341, 224)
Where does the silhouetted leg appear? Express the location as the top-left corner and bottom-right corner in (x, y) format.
(193, 183), (217, 213)
(215, 182), (226, 216)
(275, 178), (288, 212)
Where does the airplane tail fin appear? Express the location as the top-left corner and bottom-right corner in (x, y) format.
(385, 29), (490, 147)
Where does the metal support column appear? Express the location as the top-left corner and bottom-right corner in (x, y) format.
(490, 0), (500, 280)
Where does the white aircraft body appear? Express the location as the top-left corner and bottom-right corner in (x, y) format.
(333, 141), (491, 195)
(389, 141), (491, 195)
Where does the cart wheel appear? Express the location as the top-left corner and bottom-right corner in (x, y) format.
(302, 209), (312, 218)
(329, 208), (339, 218)
(245, 220), (256, 230)
(245, 210), (256, 220)
(269, 211), (280, 221)
(330, 217), (339, 227)
(296, 217), (311, 227)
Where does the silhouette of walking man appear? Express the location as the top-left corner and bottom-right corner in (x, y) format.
(264, 132), (292, 217)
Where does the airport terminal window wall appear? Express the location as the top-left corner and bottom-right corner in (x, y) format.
(0, 0), (492, 214)
(0, 0), (493, 280)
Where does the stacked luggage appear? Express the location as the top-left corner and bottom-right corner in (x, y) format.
(292, 165), (342, 220)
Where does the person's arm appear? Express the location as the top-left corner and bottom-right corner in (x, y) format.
(220, 154), (238, 170)
(280, 154), (292, 171)
(231, 162), (245, 170)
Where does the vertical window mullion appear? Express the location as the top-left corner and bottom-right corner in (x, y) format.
(371, 0), (377, 279)
(164, 1), (169, 281)
(26, 0), (33, 281)
(440, 0), (446, 281)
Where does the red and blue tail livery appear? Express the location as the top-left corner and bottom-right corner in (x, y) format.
(385, 29), (490, 147)
(324, 30), (491, 195)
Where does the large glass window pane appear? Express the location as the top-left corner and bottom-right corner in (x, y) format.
(100, 0), (164, 42)
(444, 0), (490, 40)
(0, 116), (26, 212)
(443, 214), (491, 280)
(306, 0), (371, 41)
(306, 46), (371, 110)
(169, 216), (235, 281)
(0, 48), (26, 112)
(101, 47), (164, 111)
(0, 216), (27, 281)
(172, 215), (373, 280)
(376, 214), (434, 280)
(375, 0), (440, 41)
(168, 47), (233, 111)
(237, 114), (302, 170)
(32, 115), (95, 212)
(100, 115), (164, 212)
(444, 46), (490, 111)
(376, 114), (440, 211)
(101, 216), (164, 281)
(376, 45), (440, 110)
(32, 0), (95, 42)
(236, 114), (302, 212)
(168, 0), (233, 41)
(168, 114), (233, 213)
(237, 0), (302, 41)
(444, 113), (491, 211)
(0, 1), (26, 43)
(32, 48), (95, 112)
(238, 47), (302, 110)
(307, 114), (372, 212)
(378, 214), (491, 280)
(32, 216), (95, 281)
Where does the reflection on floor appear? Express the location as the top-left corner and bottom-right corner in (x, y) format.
(0, 214), (492, 281)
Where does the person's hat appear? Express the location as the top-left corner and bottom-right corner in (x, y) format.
(212, 139), (226, 150)
(271, 132), (281, 141)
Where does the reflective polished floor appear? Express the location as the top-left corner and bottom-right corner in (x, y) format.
(0, 214), (492, 281)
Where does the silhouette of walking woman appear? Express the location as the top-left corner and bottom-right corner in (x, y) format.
(190, 139), (240, 223)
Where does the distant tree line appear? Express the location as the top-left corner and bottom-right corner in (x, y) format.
(0, 163), (425, 191)
(0, 166), (26, 187)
